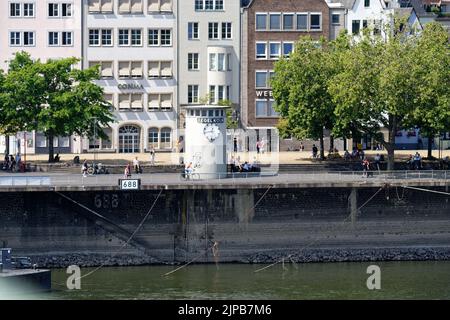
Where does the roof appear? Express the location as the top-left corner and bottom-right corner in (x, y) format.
(327, 0), (356, 9)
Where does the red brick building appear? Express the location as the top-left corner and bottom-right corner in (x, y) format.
(241, 0), (331, 151)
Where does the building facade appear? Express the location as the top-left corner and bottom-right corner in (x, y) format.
(0, 0), (83, 155)
(241, 0), (331, 151)
(83, 0), (178, 154)
(177, 0), (241, 141)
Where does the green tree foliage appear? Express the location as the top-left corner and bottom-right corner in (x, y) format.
(408, 23), (450, 158)
(0, 52), (114, 162)
(271, 36), (341, 159)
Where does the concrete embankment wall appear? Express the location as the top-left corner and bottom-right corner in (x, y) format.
(1, 186), (450, 267)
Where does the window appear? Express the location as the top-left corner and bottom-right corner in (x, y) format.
(256, 100), (267, 117)
(188, 53), (199, 71)
(215, 0), (223, 10)
(48, 3), (59, 17)
(188, 22), (199, 40)
(310, 14), (321, 30)
(364, 0), (370, 8)
(62, 32), (73, 46)
(118, 29), (130, 46)
(62, 3), (72, 17)
(195, 0), (203, 10)
(373, 20), (382, 35)
(160, 61), (172, 77)
(10, 3), (21, 17)
(209, 86), (216, 104)
(218, 53), (226, 71)
(148, 128), (159, 147)
(119, 0), (143, 13)
(102, 29), (113, 46)
(148, 0), (172, 13)
(269, 42), (281, 59)
(256, 42), (267, 59)
(131, 0), (143, 13)
(48, 32), (59, 46)
(89, 29), (100, 46)
(119, 94), (143, 111)
(131, 29), (142, 46)
(208, 23), (219, 39)
(218, 86), (225, 101)
(205, 0), (214, 10)
(332, 14), (340, 24)
(23, 32), (34, 46)
(160, 128), (171, 149)
(283, 42), (294, 57)
(221, 22), (232, 39)
(148, 94), (172, 111)
(269, 13), (281, 30)
(256, 71), (268, 88)
(160, 29), (171, 46)
(188, 85), (199, 103)
(283, 14), (294, 30)
(148, 29), (159, 45)
(89, 0), (113, 13)
(90, 61), (114, 79)
(209, 53), (217, 71)
(256, 13), (267, 30)
(352, 20), (360, 34)
(23, 3), (35, 17)
(297, 13), (308, 30)
(268, 100), (279, 116)
(227, 53), (232, 71)
(10, 32), (21, 46)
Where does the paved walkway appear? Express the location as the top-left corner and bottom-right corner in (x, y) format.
(0, 171), (448, 191)
(19, 150), (450, 166)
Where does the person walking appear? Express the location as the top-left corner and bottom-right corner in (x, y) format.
(81, 160), (88, 177)
(256, 140), (261, 154)
(124, 163), (131, 178)
(233, 137), (238, 153)
(149, 146), (155, 165)
(133, 157), (141, 174)
(362, 157), (371, 178)
(374, 153), (381, 172)
(312, 144), (318, 159)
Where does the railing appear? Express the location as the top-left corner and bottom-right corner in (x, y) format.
(0, 170), (448, 188)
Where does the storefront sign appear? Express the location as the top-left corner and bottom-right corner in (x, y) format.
(197, 118), (225, 124)
(118, 84), (144, 90)
(255, 90), (273, 98)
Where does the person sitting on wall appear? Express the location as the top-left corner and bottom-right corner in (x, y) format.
(54, 153), (60, 162)
(240, 162), (251, 172)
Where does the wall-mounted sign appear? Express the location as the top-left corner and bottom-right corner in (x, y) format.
(197, 118), (225, 124)
(118, 84), (144, 90)
(119, 179), (141, 190)
(255, 90), (273, 98)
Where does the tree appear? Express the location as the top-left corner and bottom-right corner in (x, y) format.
(2, 52), (114, 162)
(271, 36), (346, 159)
(408, 23), (450, 159)
(329, 20), (420, 170)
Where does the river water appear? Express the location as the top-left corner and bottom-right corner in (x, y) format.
(21, 261), (446, 299)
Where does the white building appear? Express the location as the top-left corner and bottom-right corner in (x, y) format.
(177, 0), (241, 140)
(83, 0), (178, 154)
(345, 0), (422, 37)
(0, 0), (83, 155)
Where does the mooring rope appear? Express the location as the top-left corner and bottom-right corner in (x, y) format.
(53, 189), (163, 285)
(402, 186), (450, 196)
(254, 187), (384, 273)
(163, 185), (274, 276)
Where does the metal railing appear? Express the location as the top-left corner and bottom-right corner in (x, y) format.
(0, 170), (448, 188)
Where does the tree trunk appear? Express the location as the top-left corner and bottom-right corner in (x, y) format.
(330, 135), (334, 152)
(427, 135), (433, 159)
(386, 119), (397, 171)
(5, 135), (9, 155)
(319, 133), (325, 160)
(48, 134), (54, 163)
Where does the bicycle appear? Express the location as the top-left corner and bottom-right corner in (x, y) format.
(180, 169), (200, 181)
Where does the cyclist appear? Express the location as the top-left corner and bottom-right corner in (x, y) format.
(81, 160), (88, 177)
(184, 162), (193, 178)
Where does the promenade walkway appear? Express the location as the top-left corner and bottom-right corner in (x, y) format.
(0, 170), (448, 191)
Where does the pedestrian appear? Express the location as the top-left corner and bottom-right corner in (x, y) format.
(362, 157), (371, 177)
(374, 153), (381, 171)
(256, 140), (261, 154)
(233, 137), (238, 153)
(133, 156), (141, 174)
(300, 142), (304, 152)
(81, 160), (88, 177)
(15, 152), (21, 171)
(149, 146), (155, 165)
(312, 144), (318, 159)
(260, 139), (266, 154)
(124, 163), (131, 178)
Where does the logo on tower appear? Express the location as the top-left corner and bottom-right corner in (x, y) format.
(203, 124), (220, 142)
